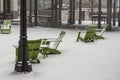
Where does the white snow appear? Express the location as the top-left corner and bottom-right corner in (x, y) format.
(0, 24), (120, 80)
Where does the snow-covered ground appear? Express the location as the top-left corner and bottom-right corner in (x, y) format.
(0, 24), (120, 80)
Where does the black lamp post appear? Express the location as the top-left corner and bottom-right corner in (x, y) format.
(34, 0), (38, 26)
(14, 0), (32, 73)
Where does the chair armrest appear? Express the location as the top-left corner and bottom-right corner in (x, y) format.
(40, 45), (49, 48)
(41, 38), (62, 42)
(47, 39), (62, 42)
(95, 28), (102, 32)
(41, 38), (57, 41)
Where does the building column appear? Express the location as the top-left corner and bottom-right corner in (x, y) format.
(11, 0), (19, 18)
(0, 0), (3, 12)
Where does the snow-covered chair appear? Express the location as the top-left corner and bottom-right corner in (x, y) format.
(0, 19), (11, 34)
(76, 27), (96, 42)
(94, 24), (108, 39)
(13, 39), (42, 63)
(40, 31), (66, 58)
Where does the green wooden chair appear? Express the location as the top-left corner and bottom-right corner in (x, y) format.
(94, 24), (108, 39)
(14, 39), (42, 63)
(40, 31), (66, 58)
(0, 19), (11, 34)
(76, 27), (96, 42)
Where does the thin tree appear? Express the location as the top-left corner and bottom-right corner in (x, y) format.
(51, 0), (55, 27)
(107, 0), (112, 30)
(58, 0), (63, 25)
(79, 0), (82, 24)
(28, 0), (33, 27)
(54, 0), (58, 27)
(3, 0), (7, 19)
(118, 0), (120, 26)
(34, 0), (38, 26)
(69, 0), (75, 24)
(91, 0), (94, 16)
(113, 0), (117, 26)
(98, 0), (102, 28)
(72, 0), (75, 24)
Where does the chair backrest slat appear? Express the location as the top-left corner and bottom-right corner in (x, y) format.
(85, 27), (96, 40)
(28, 39), (42, 51)
(53, 31), (66, 49)
(99, 24), (108, 36)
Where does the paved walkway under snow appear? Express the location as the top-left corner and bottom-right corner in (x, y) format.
(0, 25), (120, 80)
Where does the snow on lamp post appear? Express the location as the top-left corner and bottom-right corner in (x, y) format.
(14, 0), (32, 73)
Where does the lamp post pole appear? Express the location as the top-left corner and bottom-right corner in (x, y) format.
(14, 0), (32, 73)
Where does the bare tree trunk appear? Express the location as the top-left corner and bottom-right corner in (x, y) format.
(113, 0), (117, 26)
(98, 0), (102, 28)
(73, 0), (75, 24)
(28, 0), (33, 27)
(58, 0), (63, 25)
(79, 0), (82, 24)
(54, 0), (58, 27)
(3, 0), (7, 19)
(118, 0), (120, 26)
(69, 0), (75, 24)
(91, 0), (94, 15)
(51, 0), (54, 27)
(34, 0), (38, 26)
(51, 0), (59, 27)
(107, 0), (112, 30)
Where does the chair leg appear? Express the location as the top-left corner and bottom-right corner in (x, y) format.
(76, 32), (84, 42)
(95, 35), (105, 39)
(41, 47), (48, 59)
(36, 59), (40, 63)
(76, 32), (81, 42)
(30, 59), (40, 63)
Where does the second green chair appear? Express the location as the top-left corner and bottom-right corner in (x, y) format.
(76, 27), (96, 42)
